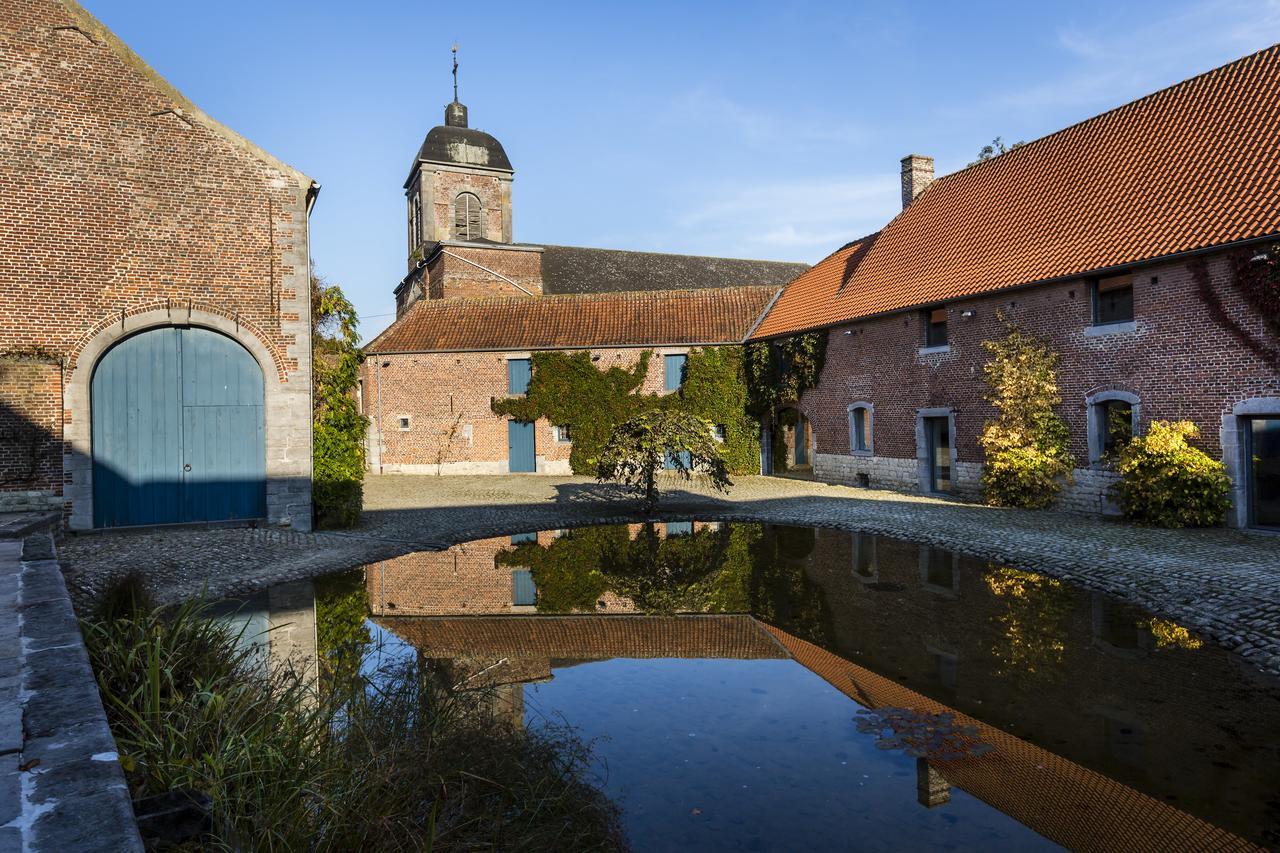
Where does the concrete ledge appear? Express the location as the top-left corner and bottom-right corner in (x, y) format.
(0, 534), (142, 852)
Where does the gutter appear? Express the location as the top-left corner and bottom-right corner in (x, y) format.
(750, 232), (1280, 342)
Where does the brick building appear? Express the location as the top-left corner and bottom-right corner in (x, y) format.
(362, 89), (804, 474)
(750, 47), (1280, 530)
(0, 1), (316, 529)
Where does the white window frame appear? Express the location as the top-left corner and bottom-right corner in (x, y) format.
(397, 416), (412, 432)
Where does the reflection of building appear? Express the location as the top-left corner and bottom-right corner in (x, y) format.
(208, 579), (319, 684)
(372, 603), (1256, 851)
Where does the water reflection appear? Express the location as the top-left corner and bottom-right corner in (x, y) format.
(224, 522), (1279, 851)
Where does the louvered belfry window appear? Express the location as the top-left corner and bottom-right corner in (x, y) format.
(453, 192), (483, 240)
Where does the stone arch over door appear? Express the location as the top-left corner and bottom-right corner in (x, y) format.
(64, 307), (311, 531)
(90, 326), (265, 527)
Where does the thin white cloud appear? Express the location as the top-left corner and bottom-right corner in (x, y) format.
(667, 86), (867, 149)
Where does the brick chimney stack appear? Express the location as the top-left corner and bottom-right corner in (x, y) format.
(900, 154), (935, 209)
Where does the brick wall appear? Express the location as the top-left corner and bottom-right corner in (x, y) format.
(0, 1), (314, 527)
(0, 357), (63, 511)
(794, 252), (1278, 516)
(363, 345), (687, 474)
(428, 245), (542, 300)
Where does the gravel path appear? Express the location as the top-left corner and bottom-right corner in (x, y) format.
(58, 474), (1280, 675)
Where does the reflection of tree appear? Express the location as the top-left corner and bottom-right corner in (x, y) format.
(500, 523), (759, 614)
(1145, 617), (1203, 650)
(314, 569), (372, 684)
(984, 565), (1073, 684)
(498, 523), (835, 645)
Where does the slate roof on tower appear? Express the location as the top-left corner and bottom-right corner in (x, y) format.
(752, 44), (1280, 339)
(365, 287), (780, 353)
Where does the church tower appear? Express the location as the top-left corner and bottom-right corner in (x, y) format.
(404, 47), (514, 270)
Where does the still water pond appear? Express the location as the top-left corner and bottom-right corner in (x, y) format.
(220, 522), (1280, 851)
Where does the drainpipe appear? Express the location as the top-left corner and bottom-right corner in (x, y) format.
(375, 358), (386, 475)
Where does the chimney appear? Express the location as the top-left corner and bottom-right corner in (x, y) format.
(900, 154), (934, 209)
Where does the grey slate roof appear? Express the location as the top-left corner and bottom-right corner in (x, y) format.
(532, 245), (809, 295)
(413, 125), (513, 173)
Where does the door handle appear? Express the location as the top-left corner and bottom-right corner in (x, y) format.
(183, 464), (192, 472)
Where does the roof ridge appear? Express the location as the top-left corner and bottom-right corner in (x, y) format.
(535, 243), (811, 267)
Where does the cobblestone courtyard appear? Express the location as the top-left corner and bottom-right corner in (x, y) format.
(58, 474), (1280, 676)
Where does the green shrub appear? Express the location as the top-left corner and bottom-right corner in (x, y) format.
(312, 275), (368, 529)
(978, 324), (1073, 508)
(1110, 420), (1231, 527)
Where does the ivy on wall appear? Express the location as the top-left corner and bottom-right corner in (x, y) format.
(1193, 248), (1280, 371)
(491, 347), (761, 475)
(742, 332), (828, 418)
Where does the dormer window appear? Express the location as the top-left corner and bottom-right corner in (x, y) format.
(453, 192), (483, 241)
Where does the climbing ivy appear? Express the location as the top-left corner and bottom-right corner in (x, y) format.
(491, 347), (760, 475)
(312, 274), (368, 529)
(1193, 249), (1280, 371)
(742, 332), (827, 418)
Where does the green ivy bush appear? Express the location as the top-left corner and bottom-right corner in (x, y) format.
(679, 346), (760, 473)
(1109, 420), (1231, 527)
(743, 332), (827, 418)
(312, 275), (368, 529)
(978, 324), (1073, 509)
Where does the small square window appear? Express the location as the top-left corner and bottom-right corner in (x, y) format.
(712, 424), (726, 442)
(1093, 275), (1134, 325)
(925, 307), (948, 348)
(398, 416), (411, 431)
(554, 424), (573, 443)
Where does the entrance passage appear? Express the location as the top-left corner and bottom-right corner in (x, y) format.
(1248, 417), (1280, 529)
(924, 416), (952, 493)
(91, 327), (266, 527)
(508, 420), (536, 472)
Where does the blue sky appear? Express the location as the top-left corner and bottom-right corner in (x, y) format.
(81, 0), (1280, 339)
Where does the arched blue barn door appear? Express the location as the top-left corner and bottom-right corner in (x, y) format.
(92, 327), (265, 527)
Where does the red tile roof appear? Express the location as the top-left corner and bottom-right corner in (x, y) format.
(367, 287), (780, 353)
(753, 45), (1280, 339)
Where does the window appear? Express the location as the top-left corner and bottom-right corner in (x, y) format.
(1086, 391), (1139, 464)
(1092, 274), (1133, 325)
(553, 424), (572, 443)
(712, 424), (726, 442)
(453, 192), (483, 241)
(924, 306), (948, 348)
(511, 570), (536, 607)
(407, 191), (423, 249)
(848, 403), (873, 455)
(663, 353), (687, 392)
(852, 532), (876, 581)
(665, 521), (693, 537)
(398, 416), (411, 431)
(507, 358), (531, 395)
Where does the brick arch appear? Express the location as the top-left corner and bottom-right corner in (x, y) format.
(66, 301), (288, 380)
(62, 305), (296, 530)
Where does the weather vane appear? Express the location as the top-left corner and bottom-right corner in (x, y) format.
(451, 44), (459, 102)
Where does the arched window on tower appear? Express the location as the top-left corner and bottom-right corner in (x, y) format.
(453, 192), (483, 241)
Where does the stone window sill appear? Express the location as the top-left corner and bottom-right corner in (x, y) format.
(918, 345), (951, 355)
(850, 449), (874, 458)
(1084, 321), (1137, 337)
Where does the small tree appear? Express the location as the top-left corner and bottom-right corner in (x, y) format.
(312, 273), (367, 528)
(596, 409), (731, 512)
(1110, 420), (1231, 527)
(978, 323), (1073, 508)
(968, 136), (1025, 167)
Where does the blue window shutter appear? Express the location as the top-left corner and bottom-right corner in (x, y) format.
(508, 358), (531, 395)
(664, 354), (687, 392)
(512, 570), (537, 606)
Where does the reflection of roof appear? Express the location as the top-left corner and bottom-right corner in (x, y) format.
(533, 245), (808, 296)
(366, 287), (780, 353)
(754, 45), (1280, 339)
(761, 623), (1256, 853)
(375, 615), (789, 660)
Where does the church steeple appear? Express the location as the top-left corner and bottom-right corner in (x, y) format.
(444, 45), (468, 128)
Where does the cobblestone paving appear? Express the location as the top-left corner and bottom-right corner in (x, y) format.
(58, 474), (1280, 676)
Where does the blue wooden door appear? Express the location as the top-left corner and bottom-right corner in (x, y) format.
(508, 420), (536, 472)
(92, 327), (265, 527)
